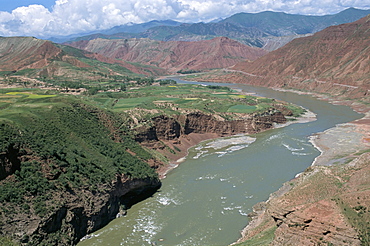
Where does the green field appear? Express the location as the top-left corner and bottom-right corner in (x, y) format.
(86, 83), (303, 119)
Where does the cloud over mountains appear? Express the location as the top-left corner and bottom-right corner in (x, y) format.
(0, 0), (369, 38)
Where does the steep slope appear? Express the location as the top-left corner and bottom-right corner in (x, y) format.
(0, 93), (162, 245)
(0, 37), (85, 71)
(231, 15), (370, 100)
(0, 37), (165, 80)
(66, 37), (267, 73)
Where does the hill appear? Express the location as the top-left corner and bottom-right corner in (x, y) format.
(0, 90), (162, 245)
(229, 15), (370, 101)
(0, 37), (165, 82)
(66, 37), (267, 73)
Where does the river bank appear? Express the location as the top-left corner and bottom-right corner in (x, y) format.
(234, 89), (370, 245)
(154, 86), (317, 179)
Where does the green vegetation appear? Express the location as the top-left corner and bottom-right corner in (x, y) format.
(336, 199), (370, 245)
(0, 79), (305, 244)
(87, 83), (303, 120)
(235, 226), (277, 246)
(177, 69), (201, 74)
(0, 236), (20, 246)
(0, 89), (159, 218)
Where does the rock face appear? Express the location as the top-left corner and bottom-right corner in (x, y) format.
(1, 162), (160, 245)
(134, 111), (286, 144)
(231, 16), (370, 101)
(65, 37), (267, 73)
(24, 175), (160, 245)
(0, 144), (21, 181)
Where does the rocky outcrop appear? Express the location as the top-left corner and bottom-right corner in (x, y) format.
(1, 173), (160, 245)
(134, 111), (286, 144)
(0, 144), (22, 181)
(0, 106), (163, 245)
(154, 115), (182, 140)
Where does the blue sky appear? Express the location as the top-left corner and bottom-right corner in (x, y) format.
(0, 0), (369, 38)
(0, 1), (53, 12)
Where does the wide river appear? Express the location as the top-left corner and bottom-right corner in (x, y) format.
(78, 78), (362, 246)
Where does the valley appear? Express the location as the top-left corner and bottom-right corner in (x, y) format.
(0, 7), (369, 246)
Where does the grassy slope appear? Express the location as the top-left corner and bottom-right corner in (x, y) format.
(0, 89), (159, 222)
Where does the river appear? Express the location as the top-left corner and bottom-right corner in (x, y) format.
(78, 78), (362, 246)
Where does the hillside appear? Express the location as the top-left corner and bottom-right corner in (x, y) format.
(0, 37), (165, 81)
(0, 90), (162, 245)
(66, 37), (267, 73)
(69, 8), (370, 50)
(216, 15), (370, 101)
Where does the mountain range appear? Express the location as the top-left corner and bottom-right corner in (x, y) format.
(0, 8), (369, 90)
(65, 8), (370, 50)
(65, 37), (267, 73)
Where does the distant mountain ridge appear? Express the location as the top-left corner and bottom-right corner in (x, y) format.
(66, 37), (267, 73)
(65, 8), (370, 50)
(48, 20), (182, 43)
(220, 7), (370, 36)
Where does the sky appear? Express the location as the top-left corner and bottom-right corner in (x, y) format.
(0, 0), (369, 38)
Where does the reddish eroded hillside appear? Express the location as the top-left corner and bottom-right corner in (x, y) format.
(0, 36), (165, 78)
(0, 37), (89, 71)
(66, 37), (268, 73)
(231, 16), (370, 100)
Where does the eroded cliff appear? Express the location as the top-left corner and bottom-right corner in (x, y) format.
(0, 100), (162, 245)
(131, 110), (287, 164)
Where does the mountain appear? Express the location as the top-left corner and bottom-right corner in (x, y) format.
(0, 37), (164, 80)
(231, 15), (370, 100)
(220, 7), (370, 36)
(68, 8), (370, 50)
(66, 36), (268, 73)
(101, 20), (182, 35)
(49, 20), (183, 43)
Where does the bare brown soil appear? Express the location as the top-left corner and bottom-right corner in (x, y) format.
(66, 37), (267, 73)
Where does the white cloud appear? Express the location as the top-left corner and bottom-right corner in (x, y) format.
(0, 0), (369, 38)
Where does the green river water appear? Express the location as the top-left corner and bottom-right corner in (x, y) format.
(78, 79), (362, 246)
